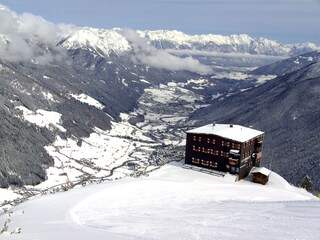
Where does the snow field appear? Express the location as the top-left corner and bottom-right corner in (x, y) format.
(0, 164), (318, 240)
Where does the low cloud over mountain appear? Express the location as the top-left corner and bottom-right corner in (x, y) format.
(119, 29), (212, 74)
(0, 4), (74, 63)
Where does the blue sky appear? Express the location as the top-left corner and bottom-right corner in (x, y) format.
(1, 0), (320, 44)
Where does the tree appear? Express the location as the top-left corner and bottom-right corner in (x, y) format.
(299, 175), (314, 193)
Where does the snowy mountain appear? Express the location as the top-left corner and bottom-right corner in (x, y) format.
(61, 28), (320, 58)
(0, 164), (318, 239)
(60, 28), (320, 69)
(60, 28), (131, 56)
(140, 29), (319, 56)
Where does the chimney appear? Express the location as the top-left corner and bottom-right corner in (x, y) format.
(230, 124), (233, 128)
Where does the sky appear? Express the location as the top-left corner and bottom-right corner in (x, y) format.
(0, 0), (320, 44)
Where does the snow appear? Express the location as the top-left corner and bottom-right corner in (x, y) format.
(69, 93), (105, 110)
(15, 106), (66, 132)
(140, 79), (150, 84)
(42, 75), (51, 79)
(0, 189), (21, 203)
(62, 28), (131, 56)
(251, 167), (272, 176)
(0, 164), (318, 240)
(37, 119), (156, 190)
(256, 74), (277, 84)
(211, 72), (250, 80)
(144, 83), (199, 104)
(41, 91), (58, 102)
(187, 124), (264, 143)
(211, 71), (276, 84)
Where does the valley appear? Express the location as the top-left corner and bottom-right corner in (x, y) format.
(0, 66), (268, 210)
(0, 13), (320, 210)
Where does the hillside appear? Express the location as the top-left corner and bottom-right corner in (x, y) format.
(251, 50), (320, 76)
(190, 61), (320, 190)
(0, 164), (318, 239)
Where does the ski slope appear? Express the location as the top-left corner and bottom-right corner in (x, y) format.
(0, 163), (319, 239)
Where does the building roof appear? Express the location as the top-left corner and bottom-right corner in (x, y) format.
(187, 124), (264, 143)
(251, 167), (271, 176)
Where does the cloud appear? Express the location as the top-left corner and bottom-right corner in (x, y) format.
(118, 29), (212, 75)
(0, 4), (75, 63)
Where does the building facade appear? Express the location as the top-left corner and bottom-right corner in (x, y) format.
(185, 124), (264, 179)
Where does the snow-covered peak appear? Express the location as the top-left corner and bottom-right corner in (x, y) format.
(60, 28), (320, 58)
(140, 30), (319, 56)
(140, 30), (256, 46)
(61, 27), (131, 56)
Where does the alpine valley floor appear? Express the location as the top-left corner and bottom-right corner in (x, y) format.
(0, 163), (319, 240)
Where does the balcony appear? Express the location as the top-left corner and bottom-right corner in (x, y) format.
(228, 158), (239, 166)
(229, 149), (240, 159)
(255, 140), (263, 148)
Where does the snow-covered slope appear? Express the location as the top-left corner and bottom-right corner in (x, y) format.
(0, 164), (318, 239)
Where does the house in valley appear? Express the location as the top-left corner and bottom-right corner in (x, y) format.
(185, 124), (264, 180)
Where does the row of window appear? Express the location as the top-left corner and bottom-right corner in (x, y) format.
(221, 141), (241, 149)
(192, 146), (230, 157)
(191, 158), (218, 168)
(243, 140), (254, 148)
(193, 145), (256, 160)
(192, 136), (241, 149)
(243, 150), (253, 158)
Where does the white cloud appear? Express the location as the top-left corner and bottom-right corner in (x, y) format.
(119, 29), (212, 75)
(0, 4), (76, 63)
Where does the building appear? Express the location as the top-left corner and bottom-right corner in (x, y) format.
(251, 167), (271, 185)
(185, 124), (264, 180)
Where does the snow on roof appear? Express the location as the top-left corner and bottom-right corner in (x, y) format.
(251, 167), (272, 176)
(187, 124), (264, 142)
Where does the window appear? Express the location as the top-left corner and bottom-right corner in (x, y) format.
(236, 144), (241, 150)
(207, 138), (210, 143)
(192, 158), (200, 164)
(226, 142), (230, 147)
(193, 136), (197, 141)
(212, 139), (216, 144)
(209, 162), (218, 168)
(198, 146), (201, 152)
(221, 141), (225, 146)
(199, 137), (202, 142)
(201, 159), (209, 166)
(232, 143), (235, 148)
(193, 145), (196, 151)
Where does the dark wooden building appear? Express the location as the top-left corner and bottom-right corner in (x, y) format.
(185, 124), (264, 180)
(251, 167), (271, 185)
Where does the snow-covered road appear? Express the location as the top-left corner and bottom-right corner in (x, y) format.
(0, 163), (319, 240)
